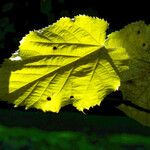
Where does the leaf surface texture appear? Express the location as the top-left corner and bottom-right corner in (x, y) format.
(0, 15), (120, 112)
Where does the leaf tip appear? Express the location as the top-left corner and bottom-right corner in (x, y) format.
(14, 105), (18, 108)
(25, 106), (29, 110)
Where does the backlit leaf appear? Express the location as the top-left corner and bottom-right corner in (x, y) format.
(0, 15), (120, 112)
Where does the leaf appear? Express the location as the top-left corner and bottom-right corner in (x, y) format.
(106, 21), (150, 126)
(0, 15), (120, 112)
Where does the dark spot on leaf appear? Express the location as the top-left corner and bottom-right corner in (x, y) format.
(53, 46), (57, 50)
(137, 30), (141, 34)
(47, 97), (51, 101)
(70, 96), (74, 99)
(142, 43), (146, 47)
(126, 80), (133, 84)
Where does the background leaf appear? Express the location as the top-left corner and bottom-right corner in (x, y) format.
(106, 21), (150, 126)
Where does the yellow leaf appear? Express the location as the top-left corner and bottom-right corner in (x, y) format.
(0, 15), (120, 112)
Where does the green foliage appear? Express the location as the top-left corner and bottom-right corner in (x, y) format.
(0, 17), (15, 49)
(1, 2), (14, 13)
(0, 124), (150, 150)
(0, 109), (150, 150)
(0, 15), (149, 126)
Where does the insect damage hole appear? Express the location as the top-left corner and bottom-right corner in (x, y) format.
(70, 96), (74, 99)
(137, 30), (141, 34)
(53, 46), (57, 50)
(142, 43), (146, 47)
(47, 97), (51, 101)
(126, 80), (134, 84)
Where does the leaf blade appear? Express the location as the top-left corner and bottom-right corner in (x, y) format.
(0, 15), (120, 112)
(106, 21), (150, 126)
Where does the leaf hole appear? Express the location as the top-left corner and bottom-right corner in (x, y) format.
(47, 97), (51, 101)
(70, 96), (74, 99)
(126, 80), (133, 84)
(137, 30), (141, 34)
(53, 46), (57, 50)
(142, 43), (146, 47)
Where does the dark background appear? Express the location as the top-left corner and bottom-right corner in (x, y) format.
(0, 0), (149, 116)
